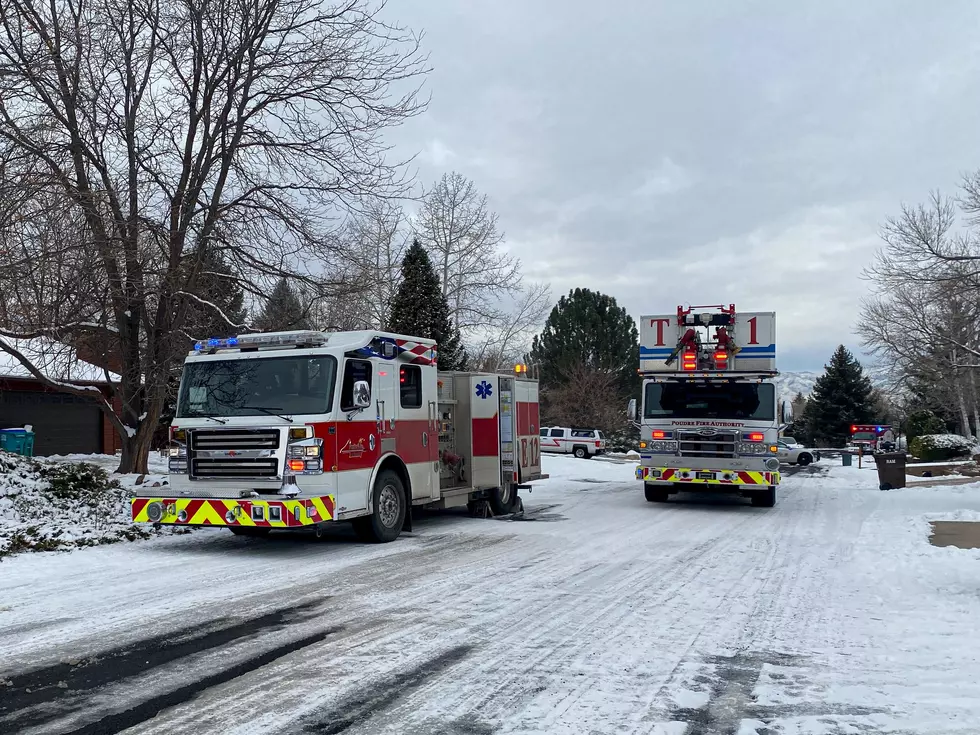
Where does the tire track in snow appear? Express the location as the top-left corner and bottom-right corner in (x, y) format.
(310, 485), (790, 734)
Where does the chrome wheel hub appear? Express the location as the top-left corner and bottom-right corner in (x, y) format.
(378, 484), (400, 528)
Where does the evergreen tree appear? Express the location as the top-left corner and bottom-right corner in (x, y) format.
(183, 248), (247, 339)
(387, 239), (466, 370)
(806, 345), (876, 446)
(529, 288), (639, 395)
(255, 277), (311, 332)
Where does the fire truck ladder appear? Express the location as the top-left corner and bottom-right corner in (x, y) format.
(665, 303), (741, 370)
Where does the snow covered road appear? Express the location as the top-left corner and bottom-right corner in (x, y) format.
(3, 456), (980, 734)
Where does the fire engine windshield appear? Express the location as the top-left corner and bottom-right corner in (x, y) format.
(176, 356), (337, 418)
(643, 382), (775, 421)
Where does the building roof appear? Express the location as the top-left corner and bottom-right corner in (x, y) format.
(0, 337), (120, 384)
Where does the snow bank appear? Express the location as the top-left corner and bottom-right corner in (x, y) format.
(0, 452), (178, 559)
(917, 433), (974, 449)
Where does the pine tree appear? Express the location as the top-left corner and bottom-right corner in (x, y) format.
(806, 345), (876, 446)
(529, 288), (639, 395)
(387, 239), (466, 370)
(255, 277), (311, 332)
(183, 248), (247, 339)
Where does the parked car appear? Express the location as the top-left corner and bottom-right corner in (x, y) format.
(776, 440), (820, 466)
(539, 427), (606, 459)
(779, 436), (803, 448)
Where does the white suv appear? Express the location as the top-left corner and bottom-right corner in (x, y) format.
(540, 427), (607, 459)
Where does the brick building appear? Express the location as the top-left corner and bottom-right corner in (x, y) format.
(0, 339), (123, 456)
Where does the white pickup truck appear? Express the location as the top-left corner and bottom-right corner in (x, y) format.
(539, 427), (607, 459)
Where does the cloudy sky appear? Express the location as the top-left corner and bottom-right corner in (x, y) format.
(385, 1), (980, 371)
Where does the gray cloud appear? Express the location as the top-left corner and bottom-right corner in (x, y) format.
(385, 0), (980, 369)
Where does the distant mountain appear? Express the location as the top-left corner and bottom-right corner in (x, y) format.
(774, 371), (820, 407)
(775, 366), (891, 417)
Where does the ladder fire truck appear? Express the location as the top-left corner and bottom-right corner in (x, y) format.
(131, 330), (548, 543)
(629, 304), (782, 507)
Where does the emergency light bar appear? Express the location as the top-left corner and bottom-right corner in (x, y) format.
(193, 330), (329, 352)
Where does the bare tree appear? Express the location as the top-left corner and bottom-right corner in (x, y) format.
(416, 171), (521, 332)
(542, 361), (625, 435)
(859, 179), (980, 439)
(314, 201), (409, 330)
(0, 0), (427, 472)
(467, 282), (551, 372)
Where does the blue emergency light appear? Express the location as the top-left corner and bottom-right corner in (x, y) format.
(194, 336), (237, 351)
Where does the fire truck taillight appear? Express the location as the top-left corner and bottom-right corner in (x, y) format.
(713, 351), (728, 369)
(681, 351), (697, 371)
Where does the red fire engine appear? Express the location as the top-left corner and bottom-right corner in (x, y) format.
(131, 330), (548, 543)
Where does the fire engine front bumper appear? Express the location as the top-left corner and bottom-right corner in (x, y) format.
(131, 495), (336, 528)
(635, 467), (780, 487)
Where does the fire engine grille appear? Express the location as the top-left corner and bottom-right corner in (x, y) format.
(190, 458), (279, 478)
(189, 429), (281, 451)
(188, 429), (282, 479)
(677, 430), (737, 459)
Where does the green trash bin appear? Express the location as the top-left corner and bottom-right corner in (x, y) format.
(0, 428), (35, 457)
(842, 452), (852, 467)
(873, 452), (907, 490)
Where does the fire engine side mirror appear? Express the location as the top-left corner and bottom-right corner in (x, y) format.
(353, 380), (371, 408)
(627, 398), (637, 421)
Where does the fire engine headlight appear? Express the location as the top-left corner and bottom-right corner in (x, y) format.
(649, 440), (678, 453)
(168, 459), (188, 474)
(146, 502), (163, 523)
(303, 445), (320, 457)
(168, 444), (186, 457)
(737, 443), (765, 455)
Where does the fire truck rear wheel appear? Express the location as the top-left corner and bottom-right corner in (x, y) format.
(354, 470), (406, 543)
(644, 483), (669, 503)
(751, 486), (777, 508)
(489, 484), (520, 515)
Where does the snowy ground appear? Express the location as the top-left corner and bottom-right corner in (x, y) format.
(0, 453), (173, 557)
(2, 456), (980, 734)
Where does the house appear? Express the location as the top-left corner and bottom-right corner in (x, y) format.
(0, 338), (123, 456)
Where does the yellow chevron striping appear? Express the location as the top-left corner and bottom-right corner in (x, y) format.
(130, 495), (337, 527)
(636, 467), (779, 486)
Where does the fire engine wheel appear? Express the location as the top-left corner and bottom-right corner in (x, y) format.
(644, 483), (669, 503)
(751, 486), (777, 508)
(489, 484), (520, 515)
(573, 447), (589, 459)
(353, 470), (406, 543)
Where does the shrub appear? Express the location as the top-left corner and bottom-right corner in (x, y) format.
(906, 410), (948, 442)
(38, 463), (120, 504)
(908, 433), (975, 461)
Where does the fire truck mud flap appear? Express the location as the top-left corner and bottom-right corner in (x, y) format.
(131, 495), (337, 530)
